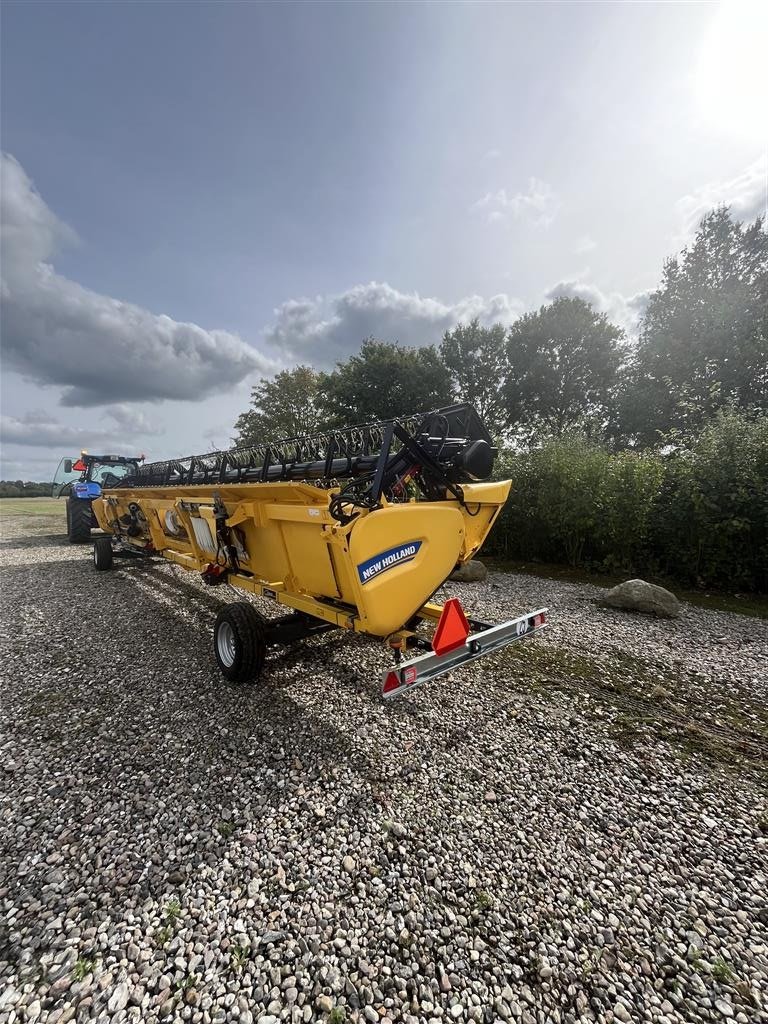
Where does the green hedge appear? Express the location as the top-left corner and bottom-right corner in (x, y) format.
(487, 411), (768, 592)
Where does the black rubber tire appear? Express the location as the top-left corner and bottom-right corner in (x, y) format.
(93, 536), (114, 571)
(214, 602), (267, 682)
(67, 499), (93, 543)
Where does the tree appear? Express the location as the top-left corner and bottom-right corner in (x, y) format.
(319, 339), (453, 424)
(505, 297), (624, 439)
(623, 208), (768, 446)
(233, 365), (324, 445)
(439, 319), (509, 437)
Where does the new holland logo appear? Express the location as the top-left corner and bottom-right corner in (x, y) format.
(357, 541), (422, 585)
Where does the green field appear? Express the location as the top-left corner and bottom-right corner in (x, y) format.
(0, 497), (65, 517)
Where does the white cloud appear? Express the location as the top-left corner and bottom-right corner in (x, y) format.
(1, 406), (156, 449)
(0, 153), (276, 407)
(0, 455), (62, 478)
(676, 155), (767, 240)
(471, 177), (560, 227)
(544, 279), (651, 336)
(264, 281), (525, 365)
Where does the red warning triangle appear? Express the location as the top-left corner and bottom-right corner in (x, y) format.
(383, 671), (401, 695)
(432, 598), (470, 656)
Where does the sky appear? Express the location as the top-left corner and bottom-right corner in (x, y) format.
(1, 0), (766, 479)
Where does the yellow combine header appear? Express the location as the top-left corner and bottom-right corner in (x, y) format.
(90, 404), (546, 697)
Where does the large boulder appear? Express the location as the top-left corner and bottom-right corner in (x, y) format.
(598, 578), (681, 618)
(450, 559), (488, 583)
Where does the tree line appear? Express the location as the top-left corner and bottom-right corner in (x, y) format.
(0, 481), (52, 497)
(232, 207), (767, 590)
(235, 208), (766, 451)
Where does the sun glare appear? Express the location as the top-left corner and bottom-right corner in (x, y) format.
(695, 1), (768, 140)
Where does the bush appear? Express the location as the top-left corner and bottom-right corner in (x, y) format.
(651, 411), (768, 591)
(490, 436), (664, 572)
(487, 410), (767, 591)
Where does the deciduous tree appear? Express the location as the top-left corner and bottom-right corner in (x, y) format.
(623, 208), (768, 445)
(505, 297), (624, 439)
(439, 319), (509, 437)
(319, 339), (453, 424)
(234, 365), (323, 445)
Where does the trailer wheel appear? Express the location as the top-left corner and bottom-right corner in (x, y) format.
(214, 602), (267, 682)
(67, 499), (93, 543)
(93, 536), (114, 571)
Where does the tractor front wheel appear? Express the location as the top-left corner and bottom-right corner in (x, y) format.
(93, 536), (114, 571)
(214, 603), (267, 682)
(67, 499), (93, 543)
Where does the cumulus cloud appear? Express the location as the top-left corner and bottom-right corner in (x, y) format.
(0, 153), (275, 407)
(1, 406), (157, 449)
(471, 178), (560, 227)
(264, 281), (525, 366)
(544, 279), (651, 336)
(676, 155), (767, 239)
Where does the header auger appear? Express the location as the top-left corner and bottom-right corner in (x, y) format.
(89, 404), (547, 698)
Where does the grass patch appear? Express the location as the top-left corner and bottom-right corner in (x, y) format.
(216, 820), (235, 839)
(230, 944), (250, 972)
(505, 640), (766, 771)
(164, 897), (182, 924)
(474, 889), (494, 911)
(72, 956), (97, 981)
(328, 1009), (346, 1024)
(711, 958), (735, 983)
(0, 497), (64, 517)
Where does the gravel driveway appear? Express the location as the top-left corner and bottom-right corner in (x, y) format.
(1, 513), (766, 1024)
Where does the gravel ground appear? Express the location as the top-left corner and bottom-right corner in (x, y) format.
(1, 514), (767, 1024)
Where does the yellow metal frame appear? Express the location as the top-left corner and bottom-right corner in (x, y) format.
(94, 479), (510, 640)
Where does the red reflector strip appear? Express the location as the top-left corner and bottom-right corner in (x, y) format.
(533, 612), (546, 628)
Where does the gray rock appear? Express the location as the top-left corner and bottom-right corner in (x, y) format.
(450, 560), (488, 583)
(107, 983), (130, 1013)
(598, 578), (681, 618)
(715, 999), (734, 1018)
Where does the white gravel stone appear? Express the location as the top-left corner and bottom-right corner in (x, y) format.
(1, 512), (766, 1024)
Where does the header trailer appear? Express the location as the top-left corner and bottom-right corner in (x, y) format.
(88, 404), (547, 697)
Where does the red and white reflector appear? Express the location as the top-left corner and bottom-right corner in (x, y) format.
(432, 598), (470, 656)
(533, 611), (546, 629)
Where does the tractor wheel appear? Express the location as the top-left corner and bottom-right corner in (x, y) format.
(67, 499), (93, 543)
(214, 602), (267, 682)
(93, 536), (114, 571)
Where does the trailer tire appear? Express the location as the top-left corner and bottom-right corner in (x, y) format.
(93, 536), (114, 571)
(214, 602), (267, 682)
(67, 499), (93, 543)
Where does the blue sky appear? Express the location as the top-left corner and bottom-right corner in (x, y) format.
(1, 1), (766, 477)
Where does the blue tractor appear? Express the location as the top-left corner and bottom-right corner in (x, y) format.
(52, 452), (144, 543)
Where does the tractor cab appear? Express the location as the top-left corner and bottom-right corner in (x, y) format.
(52, 453), (143, 498)
(52, 452), (144, 542)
